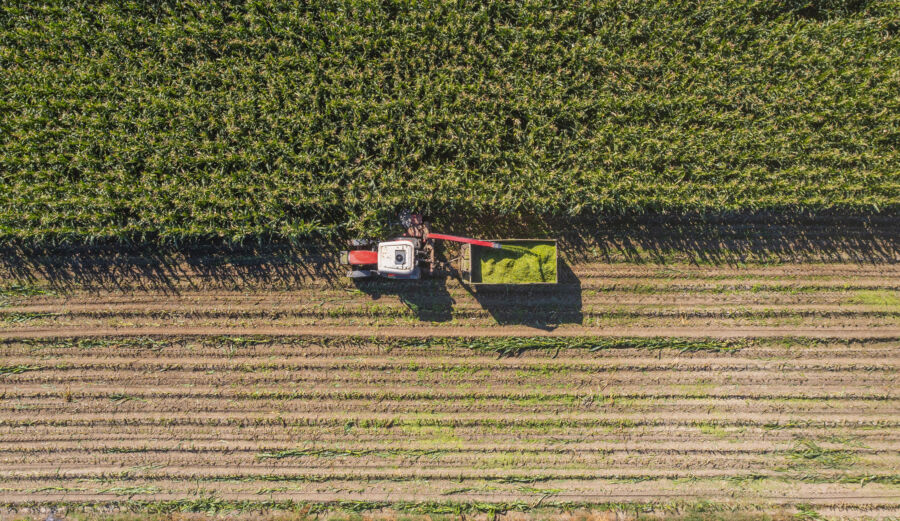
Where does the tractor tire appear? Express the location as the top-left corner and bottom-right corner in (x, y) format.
(350, 239), (375, 247)
(348, 269), (374, 279)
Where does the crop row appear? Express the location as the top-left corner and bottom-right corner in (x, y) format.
(3, 335), (895, 355)
(4, 388), (895, 401)
(2, 1), (898, 244)
(3, 363), (893, 377)
(2, 334), (747, 352)
(0, 498), (856, 518)
(9, 303), (875, 317)
(5, 423), (894, 442)
(2, 415), (896, 428)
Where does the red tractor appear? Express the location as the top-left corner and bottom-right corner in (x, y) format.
(339, 212), (500, 280)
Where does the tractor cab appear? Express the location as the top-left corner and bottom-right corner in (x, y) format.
(340, 237), (424, 279)
(377, 240), (416, 275)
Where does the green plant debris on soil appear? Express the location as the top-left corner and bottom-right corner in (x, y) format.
(0, 364), (41, 376)
(1, 335), (750, 354)
(478, 242), (557, 284)
(848, 290), (900, 309)
(0, 498), (753, 516)
(457, 336), (741, 356)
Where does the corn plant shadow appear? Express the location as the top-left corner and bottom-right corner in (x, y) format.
(0, 243), (343, 294)
(458, 260), (583, 331)
(563, 213), (899, 266)
(0, 212), (895, 296)
(442, 212), (899, 267)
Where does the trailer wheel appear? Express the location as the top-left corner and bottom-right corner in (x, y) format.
(348, 270), (374, 279)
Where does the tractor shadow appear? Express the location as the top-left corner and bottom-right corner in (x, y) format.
(352, 277), (456, 323)
(458, 260), (582, 331)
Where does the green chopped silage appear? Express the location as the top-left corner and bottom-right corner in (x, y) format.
(478, 242), (556, 284)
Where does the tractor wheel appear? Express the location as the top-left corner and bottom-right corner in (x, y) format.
(350, 239), (375, 247)
(348, 270), (374, 279)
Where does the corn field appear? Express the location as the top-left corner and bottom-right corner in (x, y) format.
(1, 0), (898, 244)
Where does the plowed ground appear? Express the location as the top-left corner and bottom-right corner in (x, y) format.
(0, 223), (898, 520)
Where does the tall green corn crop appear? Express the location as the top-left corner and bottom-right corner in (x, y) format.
(1, 1), (897, 244)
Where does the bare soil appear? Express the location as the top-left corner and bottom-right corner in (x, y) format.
(0, 224), (898, 518)
(1, 337), (898, 514)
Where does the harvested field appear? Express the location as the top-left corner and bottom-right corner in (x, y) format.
(2, 257), (898, 337)
(0, 336), (898, 519)
(0, 223), (898, 520)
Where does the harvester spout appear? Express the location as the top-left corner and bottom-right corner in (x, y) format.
(427, 233), (501, 249)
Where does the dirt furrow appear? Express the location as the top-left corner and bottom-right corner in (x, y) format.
(5, 385), (897, 401)
(2, 342), (896, 359)
(5, 397), (899, 418)
(2, 410), (897, 426)
(4, 454), (895, 474)
(4, 352), (896, 368)
(3, 325), (900, 339)
(6, 370), (895, 392)
(4, 305), (898, 319)
(4, 424), (896, 444)
(8, 295), (897, 313)
(2, 439), (895, 453)
(6, 464), (896, 480)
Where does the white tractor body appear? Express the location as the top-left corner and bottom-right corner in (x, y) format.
(377, 240), (416, 275)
